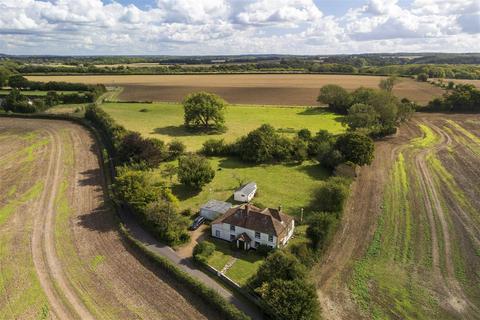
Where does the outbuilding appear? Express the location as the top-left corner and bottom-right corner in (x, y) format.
(199, 200), (232, 221)
(234, 182), (257, 202)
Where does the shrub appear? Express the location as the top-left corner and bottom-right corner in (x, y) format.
(306, 212), (339, 251)
(313, 177), (349, 213)
(178, 155), (215, 189)
(201, 138), (229, 156)
(167, 139), (186, 160)
(256, 279), (320, 320)
(289, 242), (316, 266)
(335, 132), (374, 166)
(249, 251), (307, 288)
(417, 73), (428, 82)
(118, 132), (167, 167)
(193, 241), (216, 264)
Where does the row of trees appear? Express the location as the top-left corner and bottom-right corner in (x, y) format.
(9, 58), (480, 79)
(1, 89), (49, 113)
(317, 82), (415, 136)
(201, 125), (375, 167)
(426, 84), (480, 113)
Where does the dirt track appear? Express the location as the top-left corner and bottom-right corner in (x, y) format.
(0, 118), (220, 319)
(315, 113), (480, 319)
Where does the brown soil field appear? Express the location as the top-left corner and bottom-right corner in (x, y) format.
(27, 74), (443, 105)
(314, 113), (480, 319)
(0, 118), (221, 319)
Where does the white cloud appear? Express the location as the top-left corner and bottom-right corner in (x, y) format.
(0, 0), (478, 55)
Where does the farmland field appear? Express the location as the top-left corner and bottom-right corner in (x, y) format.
(315, 114), (480, 320)
(101, 102), (345, 150)
(27, 74), (443, 105)
(0, 118), (221, 319)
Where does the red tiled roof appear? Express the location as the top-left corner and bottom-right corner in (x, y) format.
(213, 203), (294, 237)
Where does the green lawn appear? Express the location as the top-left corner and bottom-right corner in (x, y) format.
(206, 239), (264, 286)
(101, 102), (345, 150)
(156, 157), (328, 217)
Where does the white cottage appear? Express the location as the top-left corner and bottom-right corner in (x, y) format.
(234, 182), (257, 202)
(211, 204), (295, 250)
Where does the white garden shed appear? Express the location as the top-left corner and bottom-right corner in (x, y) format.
(234, 182), (257, 202)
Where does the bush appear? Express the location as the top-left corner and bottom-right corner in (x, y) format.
(249, 251), (307, 288)
(201, 138), (230, 156)
(178, 155), (215, 189)
(193, 241), (216, 264)
(256, 279), (320, 320)
(335, 132), (374, 166)
(289, 242), (316, 266)
(167, 139), (186, 160)
(306, 212), (339, 251)
(313, 177), (349, 213)
(118, 132), (167, 167)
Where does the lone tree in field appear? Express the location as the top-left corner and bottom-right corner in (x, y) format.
(177, 155), (215, 189)
(183, 92), (226, 131)
(379, 76), (399, 92)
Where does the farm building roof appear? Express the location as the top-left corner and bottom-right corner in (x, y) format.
(201, 200), (232, 213)
(235, 182), (257, 195)
(213, 203), (293, 237)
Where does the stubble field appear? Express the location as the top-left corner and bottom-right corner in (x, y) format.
(27, 74), (443, 105)
(0, 118), (220, 319)
(315, 114), (480, 320)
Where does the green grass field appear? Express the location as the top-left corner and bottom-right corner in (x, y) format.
(101, 102), (345, 150)
(156, 157), (328, 217)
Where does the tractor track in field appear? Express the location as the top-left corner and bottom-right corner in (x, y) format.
(0, 118), (223, 320)
(31, 127), (94, 319)
(315, 113), (480, 320)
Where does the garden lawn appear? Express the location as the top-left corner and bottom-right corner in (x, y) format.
(206, 239), (264, 286)
(157, 157), (328, 218)
(101, 102), (345, 151)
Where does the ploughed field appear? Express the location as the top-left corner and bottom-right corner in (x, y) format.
(27, 74), (443, 105)
(0, 118), (220, 319)
(315, 114), (480, 320)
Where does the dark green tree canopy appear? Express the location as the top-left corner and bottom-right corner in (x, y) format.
(317, 84), (352, 114)
(177, 155), (215, 189)
(183, 91), (226, 131)
(335, 132), (375, 166)
(343, 103), (379, 131)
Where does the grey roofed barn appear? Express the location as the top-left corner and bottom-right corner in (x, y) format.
(200, 200), (232, 220)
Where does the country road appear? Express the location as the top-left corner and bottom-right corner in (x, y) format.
(0, 117), (249, 319)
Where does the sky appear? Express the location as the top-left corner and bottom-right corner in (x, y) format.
(0, 0), (479, 55)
